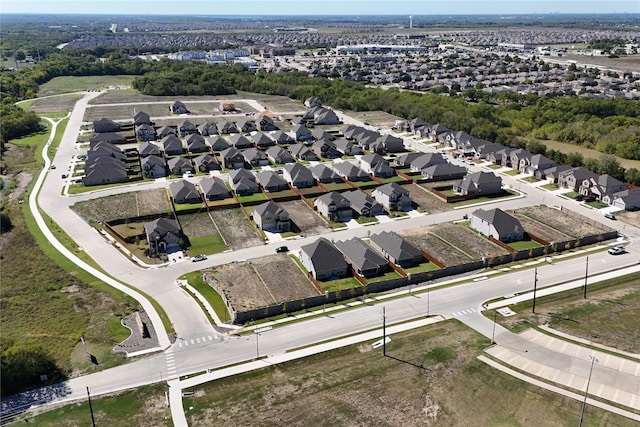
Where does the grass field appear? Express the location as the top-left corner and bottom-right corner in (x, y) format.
(187, 235), (227, 255)
(182, 272), (231, 323)
(38, 75), (136, 96)
(182, 320), (637, 427)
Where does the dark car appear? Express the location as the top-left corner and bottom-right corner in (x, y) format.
(275, 246), (289, 253)
(191, 254), (207, 262)
(575, 194), (584, 201)
(583, 195), (597, 202)
(604, 213), (616, 220)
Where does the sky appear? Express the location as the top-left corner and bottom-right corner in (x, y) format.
(1, 0), (639, 15)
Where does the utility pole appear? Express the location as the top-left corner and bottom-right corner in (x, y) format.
(382, 306), (386, 356)
(578, 356), (598, 427)
(492, 311), (498, 344)
(427, 285), (430, 317)
(87, 387), (96, 427)
(532, 267), (538, 314)
(583, 256), (589, 299)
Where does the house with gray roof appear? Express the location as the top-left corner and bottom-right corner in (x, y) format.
(313, 107), (341, 125)
(606, 188), (640, 211)
(312, 139), (341, 159)
(216, 120), (238, 135)
(186, 133), (208, 153)
(372, 182), (412, 211)
(200, 177), (231, 201)
(208, 135), (230, 152)
(144, 218), (182, 256)
(580, 174), (627, 200)
(141, 155), (167, 178)
(334, 162), (369, 182)
(312, 128), (335, 141)
(87, 141), (125, 162)
(471, 208), (524, 242)
(252, 132), (275, 149)
(289, 143), (318, 161)
(310, 164), (341, 184)
(167, 157), (195, 176)
(198, 122), (218, 136)
(304, 96), (322, 108)
(299, 237), (348, 280)
(133, 111), (152, 126)
(410, 153), (447, 172)
(236, 120), (257, 133)
(258, 116), (276, 131)
(193, 154), (220, 172)
(93, 118), (121, 133)
(253, 201), (290, 232)
(271, 130), (294, 145)
(170, 101), (189, 114)
(369, 231), (423, 268)
(178, 120), (197, 137)
(228, 169), (259, 196)
(335, 237), (389, 278)
(266, 146), (294, 164)
(90, 132), (127, 145)
(334, 138), (363, 156)
(373, 134), (404, 153)
(229, 134), (253, 149)
(520, 153), (555, 175)
(453, 171), (503, 196)
(83, 157), (128, 186)
(135, 124), (156, 142)
(138, 141), (161, 158)
(343, 190), (383, 217)
(157, 126), (175, 139)
(170, 180), (201, 204)
(394, 152), (423, 168)
(242, 147), (270, 167)
(421, 163), (467, 181)
(220, 147), (246, 169)
(314, 191), (352, 221)
(162, 135), (185, 156)
(283, 163), (315, 188)
(256, 170), (288, 192)
(291, 124), (313, 142)
(558, 167), (599, 192)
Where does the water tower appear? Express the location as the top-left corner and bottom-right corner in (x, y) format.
(409, 16), (414, 29)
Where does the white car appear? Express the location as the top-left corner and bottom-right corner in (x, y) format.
(608, 246), (626, 255)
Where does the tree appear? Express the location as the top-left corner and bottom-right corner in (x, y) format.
(624, 168), (640, 186)
(1, 345), (66, 396)
(565, 152), (584, 167)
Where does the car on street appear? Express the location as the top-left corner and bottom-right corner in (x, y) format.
(61, 174), (67, 179)
(191, 254), (207, 262)
(604, 213), (616, 220)
(275, 245), (289, 253)
(575, 194), (584, 201)
(608, 246), (626, 255)
(50, 164), (56, 169)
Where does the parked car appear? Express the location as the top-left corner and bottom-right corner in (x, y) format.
(575, 194), (584, 201)
(608, 246), (626, 255)
(604, 213), (616, 220)
(50, 164), (56, 169)
(275, 245), (289, 253)
(191, 254), (207, 262)
(61, 174), (67, 179)
(583, 195), (597, 202)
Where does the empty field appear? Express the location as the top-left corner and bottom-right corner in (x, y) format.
(344, 110), (403, 127)
(280, 200), (331, 235)
(203, 255), (318, 310)
(404, 183), (450, 213)
(38, 75), (136, 96)
(515, 206), (610, 239)
(71, 189), (171, 223)
(26, 93), (84, 114)
(209, 208), (262, 249)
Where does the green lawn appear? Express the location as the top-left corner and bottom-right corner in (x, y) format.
(363, 269), (402, 284)
(38, 75), (136, 96)
(322, 182), (351, 191)
(540, 182), (559, 191)
(508, 240), (542, 250)
(376, 175), (408, 183)
(236, 193), (268, 203)
(188, 234), (227, 255)
(402, 261), (441, 273)
(173, 201), (205, 212)
(356, 216), (378, 225)
(586, 200), (607, 209)
(350, 180), (375, 188)
(487, 164), (502, 170)
(502, 169), (521, 176)
(318, 276), (362, 292)
(181, 272), (231, 323)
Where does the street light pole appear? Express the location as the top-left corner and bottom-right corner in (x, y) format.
(532, 267), (538, 314)
(86, 386), (96, 427)
(583, 256), (589, 299)
(491, 311), (498, 344)
(382, 306), (386, 357)
(578, 356), (598, 427)
(255, 330), (260, 359)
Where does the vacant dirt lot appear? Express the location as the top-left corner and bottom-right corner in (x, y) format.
(405, 183), (450, 214)
(26, 94), (83, 114)
(514, 214), (573, 243)
(209, 208), (262, 249)
(618, 210), (640, 228)
(515, 206), (610, 238)
(178, 212), (219, 238)
(236, 91), (305, 113)
(398, 223), (508, 266)
(280, 200), (331, 235)
(344, 110), (402, 127)
(204, 255), (317, 310)
(71, 189), (171, 223)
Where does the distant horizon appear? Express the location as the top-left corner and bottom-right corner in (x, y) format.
(2, 1), (638, 16)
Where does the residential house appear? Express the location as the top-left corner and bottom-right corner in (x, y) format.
(170, 180), (201, 204)
(265, 146), (294, 164)
(93, 118), (120, 133)
(408, 118), (429, 134)
(133, 111), (152, 126)
(333, 162), (369, 182)
(185, 134), (208, 153)
(311, 128), (335, 141)
(197, 122), (218, 136)
(369, 231), (422, 267)
(509, 148), (532, 171)
(178, 120), (197, 137)
(229, 134), (253, 149)
(193, 154), (220, 172)
(580, 174), (627, 199)
(167, 157), (195, 176)
(299, 237), (348, 280)
(135, 124), (156, 142)
(486, 147), (513, 166)
(271, 130), (294, 145)
(304, 96), (322, 108)
(208, 135), (230, 152)
(421, 163), (467, 181)
(87, 141), (125, 162)
(251, 132), (275, 149)
(157, 126), (175, 139)
(312, 139), (341, 159)
(335, 237), (389, 278)
(606, 188), (640, 211)
(343, 190), (383, 217)
(170, 101), (189, 114)
(138, 141), (161, 158)
(256, 170), (288, 192)
(200, 176), (231, 201)
(314, 191), (352, 221)
(236, 120), (257, 133)
(558, 167), (599, 192)
(313, 107), (340, 125)
(521, 153), (556, 175)
(141, 155), (167, 178)
(258, 116), (277, 131)
(334, 138), (363, 156)
(253, 201), (291, 232)
(372, 182), (412, 211)
(453, 171), (503, 196)
(162, 135), (185, 156)
(144, 218), (182, 256)
(83, 157), (128, 186)
(410, 153), (447, 173)
(291, 124), (313, 142)
(535, 164), (573, 182)
(216, 121), (239, 134)
(90, 132), (126, 145)
(394, 152), (423, 168)
(228, 169), (259, 196)
(289, 143), (318, 161)
(283, 163), (315, 188)
(220, 147), (246, 169)
(362, 154), (394, 178)
(372, 134), (404, 153)
(242, 147), (270, 167)
(426, 123), (450, 142)
(310, 164), (341, 183)
(475, 143), (505, 160)
(470, 208), (525, 242)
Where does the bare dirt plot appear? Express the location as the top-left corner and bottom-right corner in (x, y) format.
(344, 110), (403, 127)
(26, 94), (83, 114)
(204, 255), (316, 310)
(280, 200), (331, 236)
(404, 183), (450, 214)
(236, 91), (305, 113)
(209, 208), (262, 249)
(433, 223), (509, 259)
(514, 214), (573, 243)
(178, 212), (219, 238)
(88, 92), (222, 105)
(618, 210), (640, 228)
(71, 189), (171, 223)
(398, 226), (473, 266)
(515, 206), (610, 238)
(84, 104), (173, 122)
